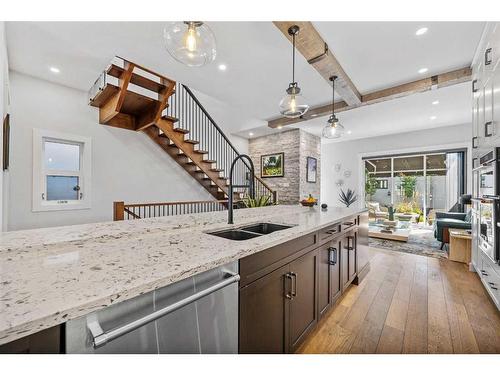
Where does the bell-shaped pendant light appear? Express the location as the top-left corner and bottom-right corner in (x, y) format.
(163, 22), (217, 67)
(279, 25), (309, 118)
(322, 76), (345, 139)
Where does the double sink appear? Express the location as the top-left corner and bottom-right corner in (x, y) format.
(208, 223), (294, 241)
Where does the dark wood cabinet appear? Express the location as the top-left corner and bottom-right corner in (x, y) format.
(239, 212), (367, 354)
(239, 264), (289, 353)
(348, 231), (357, 281)
(239, 250), (319, 353)
(341, 230), (357, 291)
(318, 239), (341, 319)
(288, 249), (319, 352)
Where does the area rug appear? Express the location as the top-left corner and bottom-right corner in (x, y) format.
(369, 226), (447, 259)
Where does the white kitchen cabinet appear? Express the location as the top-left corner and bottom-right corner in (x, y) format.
(483, 76), (494, 139)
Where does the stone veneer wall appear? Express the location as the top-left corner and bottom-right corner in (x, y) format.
(249, 129), (321, 205)
(299, 130), (321, 201)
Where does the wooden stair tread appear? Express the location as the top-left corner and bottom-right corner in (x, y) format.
(210, 168), (224, 172)
(161, 115), (179, 123)
(195, 150), (209, 154)
(108, 64), (167, 94)
(203, 159), (217, 164)
(89, 84), (119, 108)
(185, 139), (199, 144)
(173, 127), (189, 134)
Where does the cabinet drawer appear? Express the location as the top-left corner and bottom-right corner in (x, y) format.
(318, 223), (341, 243)
(239, 233), (317, 287)
(341, 218), (357, 232)
(479, 254), (500, 307)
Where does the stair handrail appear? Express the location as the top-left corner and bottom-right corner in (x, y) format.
(180, 84), (276, 199)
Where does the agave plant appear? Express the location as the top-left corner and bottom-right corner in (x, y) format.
(339, 188), (358, 207)
(242, 194), (272, 208)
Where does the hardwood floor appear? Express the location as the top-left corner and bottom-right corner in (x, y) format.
(297, 247), (500, 354)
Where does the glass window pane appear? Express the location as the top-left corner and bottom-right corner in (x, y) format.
(393, 155), (424, 171)
(44, 141), (80, 171)
(47, 176), (79, 201)
(365, 158), (391, 173)
(426, 154), (446, 170)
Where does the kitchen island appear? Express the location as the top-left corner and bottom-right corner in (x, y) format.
(0, 205), (368, 353)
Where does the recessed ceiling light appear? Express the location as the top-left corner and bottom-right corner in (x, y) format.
(415, 27), (428, 36)
(430, 116), (437, 120)
(432, 100), (439, 105)
(311, 114), (318, 117)
(218, 64), (227, 71)
(347, 130), (352, 135)
(418, 67), (428, 74)
(248, 132), (254, 136)
(49, 67), (60, 73)
(277, 125), (283, 129)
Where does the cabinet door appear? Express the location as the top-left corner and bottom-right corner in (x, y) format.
(288, 249), (319, 352)
(493, 64), (500, 142)
(348, 232), (357, 281)
(471, 211), (480, 270)
(484, 77), (494, 139)
(239, 264), (289, 353)
(478, 85), (485, 146)
(317, 239), (341, 319)
(341, 235), (350, 290)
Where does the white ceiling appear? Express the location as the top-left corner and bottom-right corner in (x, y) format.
(314, 22), (485, 93)
(6, 21), (485, 140)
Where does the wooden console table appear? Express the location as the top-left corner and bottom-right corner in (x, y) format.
(448, 229), (472, 264)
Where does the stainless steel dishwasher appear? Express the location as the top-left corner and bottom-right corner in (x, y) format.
(65, 261), (239, 354)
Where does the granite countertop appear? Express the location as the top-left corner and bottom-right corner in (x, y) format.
(0, 205), (366, 345)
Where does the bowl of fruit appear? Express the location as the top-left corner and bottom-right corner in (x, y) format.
(300, 194), (317, 207)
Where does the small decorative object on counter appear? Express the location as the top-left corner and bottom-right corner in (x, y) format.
(300, 194), (317, 207)
(321, 203), (328, 211)
(339, 188), (358, 207)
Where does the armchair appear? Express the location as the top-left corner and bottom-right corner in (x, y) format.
(433, 211), (471, 249)
(366, 201), (389, 220)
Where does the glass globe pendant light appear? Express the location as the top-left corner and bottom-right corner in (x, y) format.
(279, 25), (309, 118)
(163, 22), (217, 67)
(322, 76), (345, 139)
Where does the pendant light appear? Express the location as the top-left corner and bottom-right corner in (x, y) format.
(163, 22), (217, 67)
(279, 25), (309, 118)
(322, 76), (345, 139)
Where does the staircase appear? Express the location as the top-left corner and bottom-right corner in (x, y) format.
(89, 57), (276, 203)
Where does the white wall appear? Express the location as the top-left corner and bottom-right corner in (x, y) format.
(0, 22), (9, 232)
(191, 89), (250, 155)
(320, 123), (471, 208)
(8, 72), (239, 230)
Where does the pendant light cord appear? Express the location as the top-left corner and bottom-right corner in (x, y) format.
(292, 33), (296, 84)
(331, 77), (335, 116)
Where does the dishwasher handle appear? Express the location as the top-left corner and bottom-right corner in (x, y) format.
(87, 271), (240, 348)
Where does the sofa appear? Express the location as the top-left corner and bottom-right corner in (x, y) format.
(433, 211), (472, 249)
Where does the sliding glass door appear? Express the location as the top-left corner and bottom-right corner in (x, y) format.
(364, 150), (466, 224)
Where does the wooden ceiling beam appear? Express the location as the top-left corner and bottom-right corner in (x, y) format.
(268, 66), (472, 129)
(273, 21), (362, 106)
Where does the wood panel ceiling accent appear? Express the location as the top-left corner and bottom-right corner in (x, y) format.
(268, 67), (472, 129)
(273, 21), (362, 106)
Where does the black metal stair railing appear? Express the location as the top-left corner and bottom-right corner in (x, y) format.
(164, 83), (277, 203)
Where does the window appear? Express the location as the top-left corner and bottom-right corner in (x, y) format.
(364, 150), (466, 224)
(33, 129), (91, 211)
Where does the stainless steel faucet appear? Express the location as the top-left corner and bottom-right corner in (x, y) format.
(228, 154), (255, 224)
